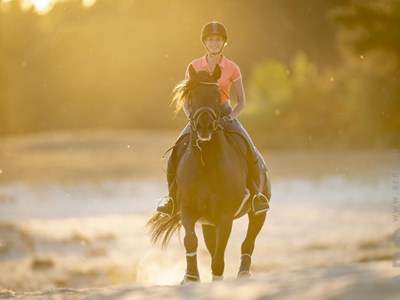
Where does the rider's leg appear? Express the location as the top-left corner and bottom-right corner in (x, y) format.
(233, 121), (269, 214)
(221, 107), (269, 214)
(157, 124), (190, 215)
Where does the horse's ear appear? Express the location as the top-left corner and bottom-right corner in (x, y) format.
(211, 64), (221, 81)
(188, 64), (197, 78)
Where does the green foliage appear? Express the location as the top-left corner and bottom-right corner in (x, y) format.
(240, 0), (400, 148)
(243, 50), (399, 148)
(333, 0), (400, 58)
(247, 59), (291, 116)
(333, 0), (400, 146)
(244, 53), (336, 147)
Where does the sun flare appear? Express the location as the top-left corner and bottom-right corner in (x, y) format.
(1, 0), (96, 14)
(20, 0), (54, 14)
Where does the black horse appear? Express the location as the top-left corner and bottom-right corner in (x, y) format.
(147, 64), (270, 283)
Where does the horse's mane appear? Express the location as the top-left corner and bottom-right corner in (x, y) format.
(171, 70), (215, 114)
(171, 79), (190, 114)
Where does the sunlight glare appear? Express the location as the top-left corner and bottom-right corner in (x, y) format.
(82, 0), (95, 8)
(21, 0), (55, 15)
(15, 0), (96, 14)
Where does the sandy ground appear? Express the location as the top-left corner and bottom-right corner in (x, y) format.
(0, 130), (399, 299)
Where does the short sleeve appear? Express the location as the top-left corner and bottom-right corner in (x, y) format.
(231, 62), (242, 81)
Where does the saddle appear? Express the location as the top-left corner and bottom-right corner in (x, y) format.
(173, 130), (268, 194)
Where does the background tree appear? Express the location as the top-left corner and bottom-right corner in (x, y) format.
(0, 0), (398, 147)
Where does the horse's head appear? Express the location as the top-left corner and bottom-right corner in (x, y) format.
(186, 64), (222, 141)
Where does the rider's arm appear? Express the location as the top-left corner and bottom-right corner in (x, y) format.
(230, 77), (246, 119)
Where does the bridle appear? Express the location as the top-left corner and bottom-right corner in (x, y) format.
(191, 106), (221, 132)
(188, 81), (223, 133)
(186, 81), (223, 167)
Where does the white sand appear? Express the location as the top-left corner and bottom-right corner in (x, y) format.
(2, 262), (398, 299)
(0, 131), (398, 299)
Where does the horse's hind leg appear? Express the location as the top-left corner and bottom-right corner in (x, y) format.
(181, 209), (200, 284)
(238, 211), (266, 279)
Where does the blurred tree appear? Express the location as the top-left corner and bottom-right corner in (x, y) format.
(331, 0), (400, 146)
(1, 0), (397, 147)
(333, 0), (400, 59)
(244, 53), (339, 147)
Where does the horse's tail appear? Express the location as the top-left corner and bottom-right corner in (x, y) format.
(146, 212), (182, 249)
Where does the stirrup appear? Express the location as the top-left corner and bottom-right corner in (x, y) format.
(251, 193), (270, 215)
(156, 196), (175, 216)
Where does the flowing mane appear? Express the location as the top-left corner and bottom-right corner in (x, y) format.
(171, 69), (218, 114)
(171, 79), (190, 114)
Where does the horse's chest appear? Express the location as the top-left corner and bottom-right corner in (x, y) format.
(177, 144), (246, 196)
(179, 164), (241, 198)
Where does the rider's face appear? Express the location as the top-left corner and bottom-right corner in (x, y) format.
(204, 34), (225, 54)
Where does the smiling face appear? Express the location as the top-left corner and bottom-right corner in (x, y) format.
(204, 34), (226, 54)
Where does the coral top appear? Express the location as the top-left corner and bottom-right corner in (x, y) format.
(186, 55), (242, 104)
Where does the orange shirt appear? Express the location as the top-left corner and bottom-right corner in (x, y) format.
(185, 55), (242, 104)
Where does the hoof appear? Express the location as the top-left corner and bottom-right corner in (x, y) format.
(237, 271), (252, 280)
(212, 274), (224, 282)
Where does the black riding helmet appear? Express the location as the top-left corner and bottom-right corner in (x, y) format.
(201, 21), (228, 44)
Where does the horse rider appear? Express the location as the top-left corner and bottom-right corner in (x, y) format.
(157, 21), (269, 216)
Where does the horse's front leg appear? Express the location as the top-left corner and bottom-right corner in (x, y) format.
(212, 215), (233, 281)
(238, 211), (266, 279)
(180, 208), (200, 284)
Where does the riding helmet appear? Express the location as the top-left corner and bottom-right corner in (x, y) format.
(201, 21), (228, 43)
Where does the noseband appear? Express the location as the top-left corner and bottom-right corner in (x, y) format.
(191, 107), (221, 132)
(188, 82), (222, 132)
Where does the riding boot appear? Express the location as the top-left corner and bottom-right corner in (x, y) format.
(248, 159), (270, 214)
(157, 148), (178, 215)
(157, 125), (191, 216)
(221, 115), (269, 214)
